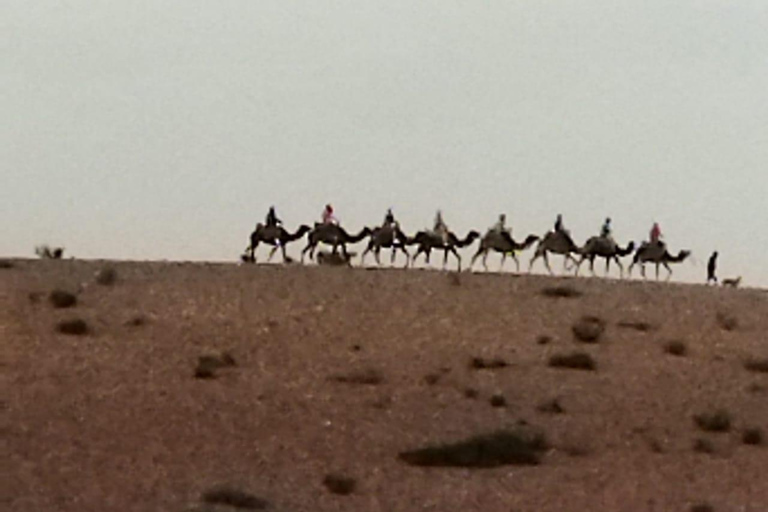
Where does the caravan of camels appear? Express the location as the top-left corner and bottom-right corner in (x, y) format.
(243, 206), (691, 280)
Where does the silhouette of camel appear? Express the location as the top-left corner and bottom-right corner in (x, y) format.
(361, 225), (410, 267)
(301, 224), (371, 263)
(470, 231), (539, 272)
(575, 236), (635, 278)
(243, 224), (311, 263)
(628, 242), (690, 280)
(408, 230), (480, 271)
(528, 230), (581, 275)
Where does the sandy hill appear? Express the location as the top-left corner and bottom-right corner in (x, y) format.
(2, 259), (767, 512)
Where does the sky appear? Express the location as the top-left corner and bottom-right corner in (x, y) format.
(3, 1), (767, 286)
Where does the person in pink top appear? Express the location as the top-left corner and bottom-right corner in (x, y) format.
(322, 204), (338, 225)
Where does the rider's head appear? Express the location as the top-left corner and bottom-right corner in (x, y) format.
(326, 204), (333, 213)
(500, 213), (506, 222)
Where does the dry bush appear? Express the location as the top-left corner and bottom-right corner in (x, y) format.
(742, 428), (763, 446)
(0, 260), (13, 269)
(194, 352), (236, 379)
(694, 410), (731, 433)
(424, 373), (441, 386)
(49, 290), (77, 309)
(536, 398), (565, 414)
(463, 388), (479, 399)
(56, 318), (88, 336)
(548, 352), (596, 371)
(617, 320), (653, 332)
(489, 394), (507, 408)
(693, 438), (715, 454)
(536, 335), (552, 345)
(322, 474), (357, 495)
(690, 503), (715, 512)
(744, 358), (768, 373)
(398, 429), (547, 468)
(572, 316), (605, 343)
(469, 357), (508, 370)
(541, 286), (582, 298)
(663, 340), (687, 356)
(95, 266), (118, 286)
(716, 312), (738, 331)
(330, 368), (384, 385)
(125, 315), (147, 327)
(201, 486), (268, 509)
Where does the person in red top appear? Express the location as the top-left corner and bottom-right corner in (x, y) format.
(649, 222), (662, 244)
(322, 204), (338, 225)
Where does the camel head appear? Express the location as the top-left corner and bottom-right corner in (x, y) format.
(295, 225), (312, 236)
(522, 234), (540, 247)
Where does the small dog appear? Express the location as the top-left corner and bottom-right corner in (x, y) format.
(722, 276), (741, 288)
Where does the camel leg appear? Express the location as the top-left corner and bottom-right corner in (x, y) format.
(281, 244), (289, 263)
(529, 252), (540, 273)
(442, 249), (450, 270)
(641, 263), (647, 279)
(663, 262), (672, 281)
(500, 252), (507, 272)
(655, 263), (660, 280)
(511, 253), (520, 273)
(267, 246), (278, 262)
(361, 243), (371, 266)
(449, 247), (462, 272)
(614, 257), (623, 278)
(300, 242), (313, 263)
(544, 253), (553, 275)
(482, 251), (489, 271)
(470, 247), (483, 271)
(604, 257), (610, 276)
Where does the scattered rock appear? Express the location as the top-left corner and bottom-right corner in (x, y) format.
(548, 352), (596, 371)
(572, 316), (605, 343)
(694, 410), (731, 433)
(200, 486), (269, 510)
(322, 474), (357, 495)
(536, 335), (552, 345)
(56, 319), (88, 336)
(330, 368), (384, 386)
(744, 358), (768, 373)
(693, 438), (715, 454)
(742, 428), (763, 446)
(398, 429), (547, 468)
(536, 398), (565, 414)
(469, 357), (508, 370)
(194, 351), (236, 379)
(489, 394), (507, 408)
(541, 286), (582, 298)
(125, 315), (147, 327)
(424, 373), (441, 386)
(49, 290), (77, 309)
(663, 340), (687, 356)
(463, 388), (479, 399)
(0, 260), (14, 269)
(690, 503), (715, 512)
(617, 320), (653, 332)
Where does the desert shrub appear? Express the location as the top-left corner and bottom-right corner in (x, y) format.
(330, 368), (383, 385)
(201, 486), (268, 509)
(572, 316), (605, 343)
(95, 266), (118, 286)
(536, 398), (564, 414)
(548, 352), (596, 371)
(716, 312), (738, 331)
(617, 320), (653, 332)
(541, 285), (582, 298)
(322, 474), (357, 495)
(690, 503), (714, 512)
(536, 335), (552, 345)
(398, 429), (547, 468)
(194, 352), (236, 379)
(742, 428), (763, 446)
(663, 340), (687, 356)
(56, 319), (88, 335)
(463, 388), (479, 399)
(49, 290), (77, 309)
(489, 394), (507, 408)
(693, 438), (715, 454)
(694, 410), (731, 433)
(0, 260), (13, 269)
(424, 373), (440, 386)
(470, 357), (508, 370)
(744, 358), (768, 373)
(125, 315), (147, 327)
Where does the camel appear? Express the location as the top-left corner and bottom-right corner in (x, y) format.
(627, 242), (691, 280)
(575, 236), (636, 278)
(243, 224), (311, 263)
(528, 230), (581, 275)
(408, 230), (480, 271)
(360, 225), (410, 267)
(301, 223), (371, 263)
(470, 231), (539, 272)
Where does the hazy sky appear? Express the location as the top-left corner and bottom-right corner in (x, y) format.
(3, 1), (767, 285)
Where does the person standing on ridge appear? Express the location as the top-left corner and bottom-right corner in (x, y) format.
(707, 251), (719, 284)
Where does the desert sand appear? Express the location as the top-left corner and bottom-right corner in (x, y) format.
(2, 258), (767, 512)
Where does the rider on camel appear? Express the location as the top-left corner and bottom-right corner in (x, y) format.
(433, 210), (449, 244)
(383, 208), (399, 230)
(265, 206), (281, 228)
(322, 204), (339, 226)
(649, 222), (662, 246)
(600, 217), (612, 240)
